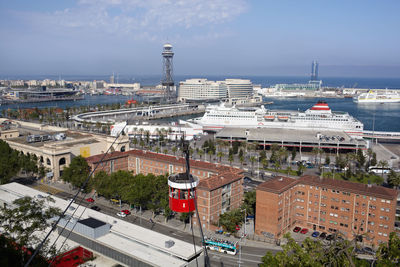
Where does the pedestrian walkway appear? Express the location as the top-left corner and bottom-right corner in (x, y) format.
(32, 183), (63, 195)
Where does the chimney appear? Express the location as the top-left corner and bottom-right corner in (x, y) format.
(278, 177), (283, 181)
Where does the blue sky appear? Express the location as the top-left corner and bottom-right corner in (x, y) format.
(0, 0), (399, 77)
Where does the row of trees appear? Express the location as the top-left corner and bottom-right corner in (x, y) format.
(60, 157), (173, 220)
(261, 232), (400, 267)
(0, 140), (44, 184)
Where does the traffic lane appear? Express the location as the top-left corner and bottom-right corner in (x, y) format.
(208, 250), (262, 267)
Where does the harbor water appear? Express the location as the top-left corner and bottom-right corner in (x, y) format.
(1, 75), (400, 132)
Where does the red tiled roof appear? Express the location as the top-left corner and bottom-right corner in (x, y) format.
(257, 176), (298, 194)
(198, 172), (243, 191)
(86, 151), (127, 164)
(299, 175), (398, 200)
(86, 149), (244, 190)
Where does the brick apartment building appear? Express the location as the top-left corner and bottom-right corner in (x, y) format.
(255, 175), (398, 246)
(86, 149), (244, 230)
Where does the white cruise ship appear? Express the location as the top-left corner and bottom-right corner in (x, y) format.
(191, 101), (364, 138)
(353, 90), (400, 103)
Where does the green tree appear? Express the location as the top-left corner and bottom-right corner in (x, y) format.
(228, 154), (234, 166)
(0, 140), (22, 184)
(387, 170), (400, 189)
(371, 152), (377, 167)
(297, 164), (306, 176)
(219, 209), (244, 233)
(217, 151), (224, 162)
(261, 233), (368, 267)
(291, 148), (297, 161)
(376, 232), (400, 266)
(325, 154), (331, 165)
(0, 196), (61, 265)
(60, 156), (90, 191)
(356, 149), (366, 169)
(241, 191), (256, 216)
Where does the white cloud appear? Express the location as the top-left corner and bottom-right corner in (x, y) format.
(27, 0), (248, 42)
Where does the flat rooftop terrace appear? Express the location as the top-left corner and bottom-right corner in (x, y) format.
(216, 127), (367, 150)
(7, 130), (100, 148)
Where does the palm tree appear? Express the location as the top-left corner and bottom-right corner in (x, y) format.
(155, 147), (160, 154)
(172, 147), (177, 155)
(132, 138), (138, 148)
(249, 156), (256, 173)
(311, 147), (319, 166)
(217, 151), (224, 162)
(239, 155), (244, 168)
(163, 148), (168, 154)
(198, 149), (204, 160)
(228, 154), (234, 166)
(377, 160), (389, 178)
(297, 164), (306, 176)
(388, 170), (400, 189)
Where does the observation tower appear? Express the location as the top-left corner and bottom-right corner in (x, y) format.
(162, 43), (175, 102)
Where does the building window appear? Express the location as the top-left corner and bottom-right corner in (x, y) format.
(59, 157), (66, 165)
(46, 158), (51, 166)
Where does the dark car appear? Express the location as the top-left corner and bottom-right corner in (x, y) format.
(293, 227), (301, 233)
(319, 232), (327, 239)
(311, 231), (320, 238)
(326, 234), (334, 241)
(90, 206), (100, 211)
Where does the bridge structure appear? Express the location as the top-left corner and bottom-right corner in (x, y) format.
(72, 104), (204, 125)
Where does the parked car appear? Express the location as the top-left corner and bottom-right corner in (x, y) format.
(319, 232), (327, 239)
(86, 197), (95, 203)
(311, 231), (320, 238)
(300, 228), (309, 234)
(121, 209), (131, 215)
(293, 227), (301, 233)
(117, 211), (127, 218)
(90, 206), (100, 211)
(326, 234), (334, 241)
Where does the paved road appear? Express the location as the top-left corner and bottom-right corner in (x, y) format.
(32, 182), (272, 267)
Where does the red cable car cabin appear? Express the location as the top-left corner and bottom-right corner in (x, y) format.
(168, 173), (199, 213)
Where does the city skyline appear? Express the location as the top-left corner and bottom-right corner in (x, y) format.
(1, 0), (400, 77)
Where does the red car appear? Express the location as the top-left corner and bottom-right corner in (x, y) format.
(86, 198), (94, 203)
(293, 227), (301, 233)
(235, 225), (241, 231)
(300, 228), (309, 234)
(121, 210), (131, 215)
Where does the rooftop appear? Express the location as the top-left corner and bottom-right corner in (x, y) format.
(257, 176), (298, 194)
(257, 175), (398, 200)
(299, 175), (399, 200)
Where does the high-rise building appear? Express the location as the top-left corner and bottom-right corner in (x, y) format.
(161, 43), (175, 102)
(225, 79), (254, 98)
(178, 79), (227, 102)
(311, 60), (319, 81)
